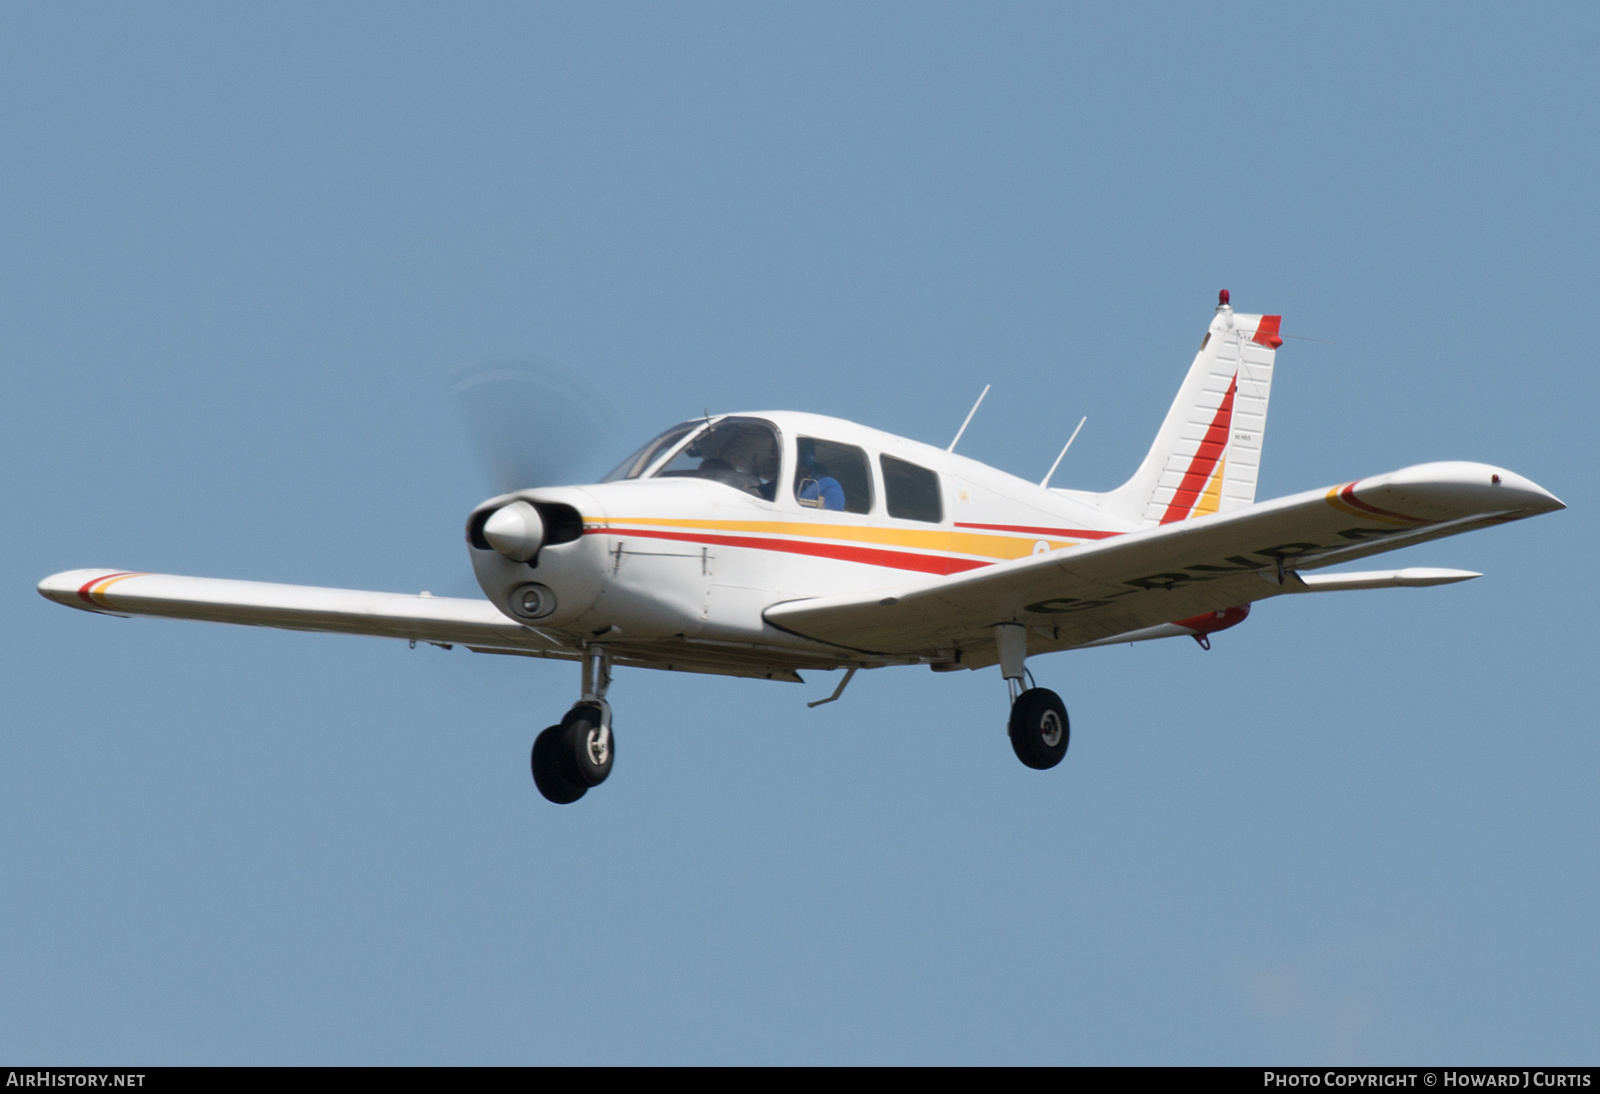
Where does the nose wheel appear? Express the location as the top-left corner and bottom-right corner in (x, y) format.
(1007, 687), (1069, 770)
(531, 704), (614, 803)
(531, 645), (617, 804)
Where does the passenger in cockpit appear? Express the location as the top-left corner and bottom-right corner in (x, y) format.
(796, 440), (846, 511)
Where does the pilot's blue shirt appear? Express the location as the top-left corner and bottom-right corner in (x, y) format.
(798, 475), (846, 511)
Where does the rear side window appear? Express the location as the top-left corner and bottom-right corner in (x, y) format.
(794, 437), (873, 515)
(881, 455), (942, 523)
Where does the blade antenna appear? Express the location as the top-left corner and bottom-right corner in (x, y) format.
(947, 384), (991, 453)
(1039, 416), (1088, 489)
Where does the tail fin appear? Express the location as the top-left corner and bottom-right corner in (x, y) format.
(1092, 292), (1280, 526)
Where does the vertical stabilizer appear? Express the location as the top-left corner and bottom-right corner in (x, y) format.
(1091, 292), (1280, 525)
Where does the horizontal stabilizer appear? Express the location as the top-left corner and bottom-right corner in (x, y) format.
(1076, 621), (1204, 649)
(1076, 568), (1479, 649)
(1290, 567), (1480, 592)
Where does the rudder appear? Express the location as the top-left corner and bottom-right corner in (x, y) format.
(1092, 291), (1280, 526)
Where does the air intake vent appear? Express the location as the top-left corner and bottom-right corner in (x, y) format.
(536, 504), (584, 545)
(467, 500), (584, 558)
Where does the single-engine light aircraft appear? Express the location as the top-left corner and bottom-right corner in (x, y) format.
(39, 292), (1564, 803)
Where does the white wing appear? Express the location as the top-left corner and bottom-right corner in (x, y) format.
(36, 568), (822, 682)
(38, 569), (564, 653)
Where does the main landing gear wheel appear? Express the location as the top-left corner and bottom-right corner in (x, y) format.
(531, 724), (586, 804)
(530, 704), (616, 804)
(1008, 687), (1069, 770)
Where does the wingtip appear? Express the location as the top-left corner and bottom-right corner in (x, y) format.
(37, 568), (130, 609)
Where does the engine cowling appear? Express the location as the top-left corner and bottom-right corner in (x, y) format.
(466, 487), (606, 632)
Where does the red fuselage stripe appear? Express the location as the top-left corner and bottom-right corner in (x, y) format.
(952, 522), (1122, 540)
(585, 527), (991, 575)
(1159, 374), (1237, 524)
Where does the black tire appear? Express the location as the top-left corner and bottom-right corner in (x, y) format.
(532, 723), (587, 804)
(561, 704), (614, 787)
(1008, 687), (1069, 770)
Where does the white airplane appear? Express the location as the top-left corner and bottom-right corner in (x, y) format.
(38, 292), (1564, 803)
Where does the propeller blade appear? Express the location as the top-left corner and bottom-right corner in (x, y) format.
(450, 357), (614, 494)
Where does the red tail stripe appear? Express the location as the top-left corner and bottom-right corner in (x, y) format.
(584, 528), (991, 576)
(1253, 315), (1284, 349)
(1159, 375), (1237, 524)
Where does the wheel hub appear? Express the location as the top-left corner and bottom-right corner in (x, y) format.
(1039, 710), (1063, 747)
(584, 725), (611, 766)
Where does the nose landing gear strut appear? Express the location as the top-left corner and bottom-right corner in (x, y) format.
(531, 645), (616, 804)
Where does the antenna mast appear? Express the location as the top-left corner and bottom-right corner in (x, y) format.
(947, 385), (990, 453)
(1039, 416), (1087, 489)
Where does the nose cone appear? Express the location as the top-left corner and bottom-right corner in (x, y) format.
(482, 500), (545, 562)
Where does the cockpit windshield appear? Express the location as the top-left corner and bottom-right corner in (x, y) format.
(654, 417), (782, 501)
(601, 417), (784, 501)
(601, 420), (702, 483)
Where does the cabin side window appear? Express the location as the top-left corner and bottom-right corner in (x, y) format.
(881, 455), (943, 523)
(793, 437), (873, 514)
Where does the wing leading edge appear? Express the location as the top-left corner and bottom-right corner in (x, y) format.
(35, 569), (827, 682)
(38, 569), (554, 649)
(762, 461), (1562, 666)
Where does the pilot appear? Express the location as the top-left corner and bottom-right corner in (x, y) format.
(796, 440), (846, 511)
(702, 457), (763, 499)
(750, 446), (780, 502)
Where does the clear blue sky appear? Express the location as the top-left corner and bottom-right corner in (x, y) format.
(2, 3), (1595, 1064)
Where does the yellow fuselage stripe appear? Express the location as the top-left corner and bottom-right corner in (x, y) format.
(588, 517), (1077, 561)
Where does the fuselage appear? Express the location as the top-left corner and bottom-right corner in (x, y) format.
(467, 410), (1133, 651)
